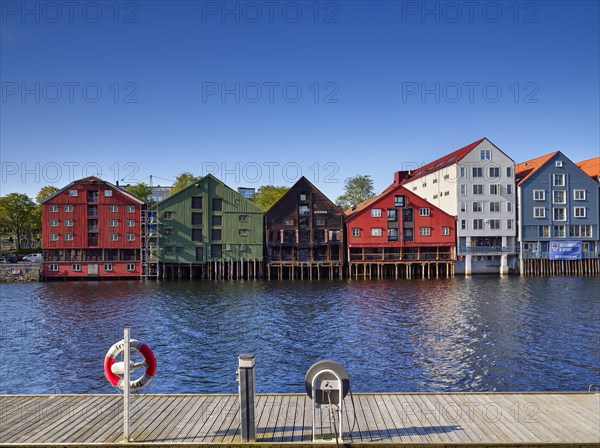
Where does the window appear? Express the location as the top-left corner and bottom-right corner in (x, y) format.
(299, 205), (310, 216)
(419, 207), (430, 216)
(507, 219), (513, 230)
(109, 220), (118, 227)
(403, 228), (414, 241)
(432, 178), (438, 184)
(50, 205), (58, 212)
(506, 184), (513, 195)
(473, 185), (483, 195)
(574, 207), (586, 218)
(212, 198), (222, 211)
(473, 219), (484, 230)
(490, 219), (501, 230)
(460, 184), (467, 196)
(442, 226), (450, 236)
(570, 225), (592, 237)
(176, 246), (183, 254)
(109, 205), (118, 212)
(212, 215), (222, 226)
(352, 228), (360, 237)
(64, 233), (73, 241)
(104, 190), (112, 197)
(239, 229), (249, 237)
(186, 212), (201, 226)
(212, 228), (222, 240)
(402, 208), (413, 222)
(165, 246), (173, 254)
(553, 191), (566, 204)
(489, 202), (500, 212)
(211, 244), (222, 258)
(461, 220), (467, 230)
(489, 167), (500, 178)
(299, 193), (307, 201)
(371, 228), (382, 237)
(285, 218), (295, 226)
(316, 218), (326, 226)
(387, 228), (398, 241)
(553, 208), (566, 221)
(534, 207), (546, 218)
(195, 247), (204, 261)
(554, 225), (566, 238)
(50, 233), (58, 241)
(460, 167), (466, 178)
(50, 219), (59, 227)
(72, 264), (81, 272)
(126, 263), (135, 271)
(239, 215), (248, 222)
(473, 202), (483, 212)
(163, 227), (172, 236)
(64, 205), (73, 212)
(472, 167), (483, 178)
(109, 233), (119, 241)
(371, 208), (382, 218)
(419, 227), (431, 236)
(164, 211), (173, 219)
(64, 219), (73, 226)
(553, 174), (565, 186)
(489, 184), (500, 195)
(480, 149), (491, 160)
(533, 190), (545, 201)
(506, 202), (513, 212)
(394, 195), (405, 207)
(192, 228), (202, 241)
(69, 190), (78, 197)
(49, 264), (59, 272)
(574, 190), (586, 200)
(126, 220), (135, 227)
(127, 233), (135, 241)
(539, 226), (550, 237)
(192, 196), (203, 209)
(460, 202), (467, 213)
(104, 263), (113, 271)
(506, 167), (513, 177)
(126, 206), (135, 213)
(555, 160), (563, 167)
(387, 209), (397, 221)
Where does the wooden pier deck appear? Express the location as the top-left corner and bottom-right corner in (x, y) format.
(0, 392), (598, 446)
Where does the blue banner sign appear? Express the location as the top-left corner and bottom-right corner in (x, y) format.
(549, 241), (582, 260)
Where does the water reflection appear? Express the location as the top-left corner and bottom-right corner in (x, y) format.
(0, 277), (598, 394)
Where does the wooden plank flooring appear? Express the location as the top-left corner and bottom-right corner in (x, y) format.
(0, 392), (598, 446)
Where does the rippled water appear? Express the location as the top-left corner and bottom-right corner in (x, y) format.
(0, 277), (598, 394)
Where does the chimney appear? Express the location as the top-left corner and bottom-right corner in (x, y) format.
(394, 171), (410, 185)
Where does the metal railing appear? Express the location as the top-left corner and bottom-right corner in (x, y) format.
(458, 246), (517, 254)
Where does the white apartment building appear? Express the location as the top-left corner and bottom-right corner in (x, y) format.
(395, 138), (517, 274)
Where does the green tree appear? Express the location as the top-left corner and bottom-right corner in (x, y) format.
(0, 193), (38, 250)
(336, 174), (375, 210)
(253, 185), (289, 211)
(170, 172), (197, 194)
(125, 183), (152, 201)
(35, 185), (59, 203)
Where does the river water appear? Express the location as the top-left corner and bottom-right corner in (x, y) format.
(0, 277), (598, 395)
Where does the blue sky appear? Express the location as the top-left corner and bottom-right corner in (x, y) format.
(1, 0), (598, 201)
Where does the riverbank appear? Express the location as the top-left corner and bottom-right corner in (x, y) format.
(0, 263), (40, 282)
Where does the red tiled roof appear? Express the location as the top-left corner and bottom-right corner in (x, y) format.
(576, 156), (600, 179)
(515, 152), (559, 186)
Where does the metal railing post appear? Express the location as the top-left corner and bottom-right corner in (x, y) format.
(238, 354), (256, 442)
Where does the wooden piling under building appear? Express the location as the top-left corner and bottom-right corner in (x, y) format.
(521, 258), (600, 276)
(266, 262), (343, 280)
(0, 392), (598, 446)
(348, 261), (455, 279)
(159, 260), (264, 280)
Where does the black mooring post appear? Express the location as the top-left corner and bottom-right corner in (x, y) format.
(238, 354), (256, 442)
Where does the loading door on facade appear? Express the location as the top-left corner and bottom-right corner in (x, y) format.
(88, 264), (98, 275)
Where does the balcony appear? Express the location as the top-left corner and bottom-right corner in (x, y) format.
(459, 246), (517, 254)
(522, 251), (599, 260)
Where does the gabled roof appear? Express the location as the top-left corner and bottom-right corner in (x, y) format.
(265, 176), (338, 214)
(401, 138), (487, 183)
(576, 156), (600, 179)
(41, 176), (146, 204)
(515, 152), (559, 186)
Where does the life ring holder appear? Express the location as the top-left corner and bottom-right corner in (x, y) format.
(104, 339), (157, 390)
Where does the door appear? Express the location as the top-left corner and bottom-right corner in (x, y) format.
(88, 264), (98, 275)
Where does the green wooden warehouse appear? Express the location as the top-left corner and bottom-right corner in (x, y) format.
(157, 174), (264, 279)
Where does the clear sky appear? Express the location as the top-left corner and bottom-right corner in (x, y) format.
(1, 0), (598, 201)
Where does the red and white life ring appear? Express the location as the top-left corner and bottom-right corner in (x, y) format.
(104, 339), (157, 390)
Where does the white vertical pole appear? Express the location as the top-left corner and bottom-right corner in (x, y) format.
(124, 328), (130, 442)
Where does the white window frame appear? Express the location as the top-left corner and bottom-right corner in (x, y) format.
(506, 202), (513, 212)
(352, 228), (360, 237)
(506, 167), (513, 177)
(50, 219), (59, 227)
(442, 226), (450, 236)
(419, 207), (431, 216)
(573, 189), (586, 201)
(419, 227), (431, 236)
(109, 233), (119, 241)
(480, 149), (491, 161)
(126, 263), (135, 271)
(72, 263), (81, 272)
(553, 173), (565, 186)
(68, 190), (78, 197)
(109, 205), (118, 212)
(460, 184), (467, 196)
(490, 184), (500, 195)
(64, 205), (73, 212)
(49, 264), (59, 272)
(126, 220), (135, 228)
(473, 202), (483, 213)
(460, 167), (466, 178)
(506, 184), (513, 195)
(461, 219), (467, 230)
(371, 208), (382, 218)
(64, 219), (73, 227)
(539, 225), (550, 238)
(533, 190), (545, 201)
(507, 219), (513, 230)
(473, 185), (483, 195)
(126, 205), (135, 213)
(489, 219), (501, 230)
(104, 190), (113, 197)
(533, 207), (546, 218)
(104, 263), (113, 271)
(371, 228), (382, 237)
(64, 233), (73, 241)
(50, 205), (58, 212)
(574, 207), (586, 218)
(50, 233), (59, 241)
(489, 202), (500, 212)
(554, 225), (566, 238)
(109, 220), (119, 227)
(472, 167), (483, 178)
(460, 202), (467, 213)
(126, 233), (135, 241)
(553, 208), (566, 221)
(553, 190), (566, 204)
(489, 167), (500, 178)
(473, 219), (484, 230)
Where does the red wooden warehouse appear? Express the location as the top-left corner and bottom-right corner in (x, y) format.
(345, 184), (456, 279)
(41, 177), (148, 279)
